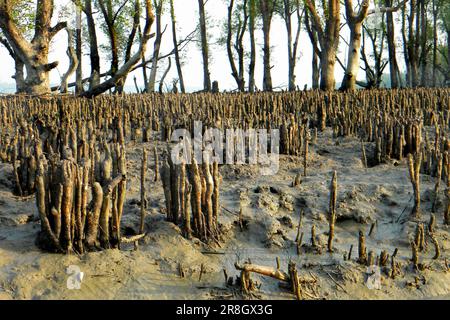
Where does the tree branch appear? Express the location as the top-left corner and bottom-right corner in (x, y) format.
(368, 0), (409, 15)
(49, 21), (68, 39)
(80, 0), (155, 97)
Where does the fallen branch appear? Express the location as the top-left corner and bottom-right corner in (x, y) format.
(121, 233), (146, 244)
(235, 262), (290, 282)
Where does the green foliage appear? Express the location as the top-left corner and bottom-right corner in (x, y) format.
(8, 0), (36, 39)
(439, 0), (450, 32)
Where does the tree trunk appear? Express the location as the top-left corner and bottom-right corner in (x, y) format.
(320, 50), (336, 90)
(98, 0), (119, 79)
(198, 0), (211, 91)
(170, 0), (186, 93)
(14, 59), (26, 93)
(448, 29), (450, 81)
(237, 0), (248, 91)
(419, 0), (427, 86)
(227, 0), (241, 91)
(431, 0), (437, 86)
(159, 57), (172, 93)
(139, 27), (148, 93)
(312, 50), (319, 89)
(407, 0), (419, 87)
(341, 22), (363, 90)
(304, 7), (320, 89)
(84, 0), (100, 89)
(248, 0), (256, 92)
(226, 0), (246, 92)
(401, 2), (411, 86)
(340, 0), (369, 91)
(61, 28), (79, 93)
(285, 0), (294, 91)
(75, 4), (83, 94)
(305, 0), (340, 91)
(81, 0), (155, 97)
(385, 0), (400, 88)
(0, 0), (66, 95)
(260, 0), (273, 91)
(118, 0), (140, 94)
(148, 0), (163, 92)
(283, 0), (302, 91)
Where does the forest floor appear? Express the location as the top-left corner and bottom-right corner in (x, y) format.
(0, 128), (449, 300)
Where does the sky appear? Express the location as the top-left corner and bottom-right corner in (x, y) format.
(0, 0), (390, 93)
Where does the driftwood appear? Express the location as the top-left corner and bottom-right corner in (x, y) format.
(235, 262), (290, 282)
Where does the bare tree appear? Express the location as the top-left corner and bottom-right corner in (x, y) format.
(96, 0), (142, 93)
(198, 0), (211, 91)
(359, 22), (388, 88)
(248, 0), (256, 92)
(81, 0), (155, 97)
(169, 0), (185, 92)
(279, 0), (303, 91)
(226, 0), (248, 91)
(0, 0), (67, 94)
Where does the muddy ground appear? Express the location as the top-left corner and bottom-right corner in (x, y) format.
(0, 129), (449, 300)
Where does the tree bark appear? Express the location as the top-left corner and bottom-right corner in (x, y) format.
(98, 0), (119, 79)
(406, 0), (420, 87)
(283, 0), (303, 91)
(84, 0), (101, 89)
(112, 0), (140, 94)
(147, 0), (164, 93)
(226, 0), (247, 92)
(75, 4), (83, 93)
(385, 0), (400, 88)
(14, 58), (26, 93)
(305, 0), (341, 91)
(236, 1), (248, 91)
(170, 0), (186, 93)
(60, 28), (79, 93)
(248, 0), (256, 92)
(260, 0), (274, 91)
(0, 0), (67, 95)
(198, 0), (211, 91)
(340, 0), (369, 91)
(159, 57), (171, 93)
(304, 7), (320, 89)
(419, 0), (428, 86)
(341, 0), (405, 90)
(431, 0), (437, 86)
